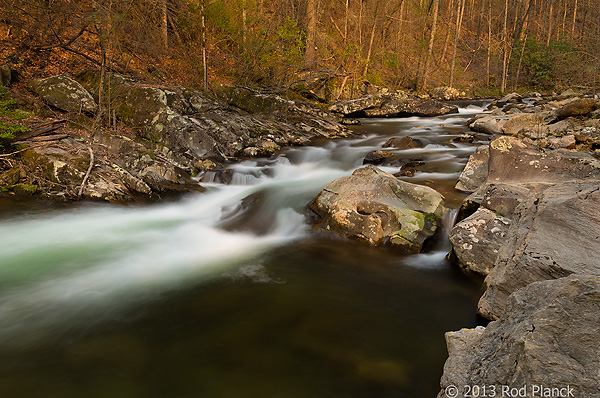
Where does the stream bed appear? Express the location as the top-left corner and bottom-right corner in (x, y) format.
(0, 101), (489, 398)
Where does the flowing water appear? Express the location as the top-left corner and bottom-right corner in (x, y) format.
(0, 102), (489, 398)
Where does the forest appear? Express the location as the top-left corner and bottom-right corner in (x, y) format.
(2, 0), (600, 97)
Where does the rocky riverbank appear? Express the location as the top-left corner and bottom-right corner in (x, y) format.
(439, 92), (600, 396)
(0, 69), (458, 202)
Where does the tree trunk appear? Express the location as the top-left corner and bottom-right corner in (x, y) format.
(304, 0), (318, 68)
(201, 2), (208, 91)
(344, 0), (349, 45)
(450, 0), (465, 87)
(161, 0), (168, 48)
(242, 0), (247, 44)
(500, 0), (509, 93)
(514, 34), (527, 90)
(422, 0), (440, 90)
(363, 1), (381, 77)
(546, 1), (554, 46)
(572, 0), (578, 37)
(487, 0), (492, 86)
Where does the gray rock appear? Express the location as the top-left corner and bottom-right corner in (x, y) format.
(74, 71), (348, 160)
(363, 150), (395, 165)
(309, 165), (444, 252)
(487, 136), (600, 184)
(328, 94), (458, 118)
(29, 74), (98, 114)
(501, 113), (543, 136)
(455, 145), (489, 192)
(548, 134), (576, 149)
(470, 114), (513, 135)
(449, 208), (510, 276)
(436, 326), (486, 398)
(382, 136), (423, 150)
(327, 95), (386, 116)
(429, 86), (460, 101)
(439, 275), (600, 398)
(478, 180), (600, 320)
(556, 97), (597, 119)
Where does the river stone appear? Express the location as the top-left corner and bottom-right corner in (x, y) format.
(556, 97), (597, 119)
(487, 136), (600, 184)
(469, 113), (513, 135)
(436, 326), (486, 398)
(439, 275), (600, 398)
(449, 208), (510, 276)
(363, 150), (395, 165)
(478, 180), (600, 320)
(29, 74), (98, 114)
(328, 95), (457, 118)
(501, 113), (543, 136)
(548, 134), (576, 149)
(309, 165), (444, 252)
(363, 96), (458, 117)
(382, 136), (423, 150)
(455, 145), (489, 192)
(429, 86), (460, 101)
(327, 95), (386, 117)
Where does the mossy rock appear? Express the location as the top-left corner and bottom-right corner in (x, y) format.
(29, 74), (98, 114)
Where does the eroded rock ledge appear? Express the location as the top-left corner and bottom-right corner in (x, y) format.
(438, 275), (600, 398)
(3, 71), (350, 201)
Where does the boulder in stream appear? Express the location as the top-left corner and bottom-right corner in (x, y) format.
(309, 165), (444, 252)
(328, 94), (458, 118)
(438, 275), (600, 398)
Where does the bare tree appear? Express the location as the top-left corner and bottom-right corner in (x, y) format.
(422, 0), (440, 90)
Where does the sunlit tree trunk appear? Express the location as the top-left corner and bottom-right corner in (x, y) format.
(501, 0), (510, 93)
(572, 0), (578, 36)
(546, 1), (554, 46)
(422, 0), (440, 90)
(450, 0), (465, 87)
(201, 2), (208, 90)
(304, 0), (318, 68)
(161, 0), (168, 48)
(487, 0), (491, 86)
(363, 1), (381, 77)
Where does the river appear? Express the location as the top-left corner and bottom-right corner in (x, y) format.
(0, 101), (489, 398)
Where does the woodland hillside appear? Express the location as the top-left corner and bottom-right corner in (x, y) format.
(1, 0), (600, 97)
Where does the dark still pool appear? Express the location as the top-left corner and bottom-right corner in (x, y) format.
(0, 103), (489, 398)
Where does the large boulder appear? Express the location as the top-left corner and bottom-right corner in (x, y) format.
(438, 275), (600, 398)
(309, 165), (444, 252)
(450, 182), (538, 276)
(29, 74), (98, 114)
(449, 208), (510, 276)
(478, 179), (600, 320)
(73, 71), (348, 160)
(451, 136), (600, 318)
(455, 145), (489, 192)
(429, 86), (460, 101)
(556, 97), (597, 119)
(469, 113), (513, 135)
(486, 136), (600, 184)
(328, 94), (458, 118)
(501, 113), (543, 136)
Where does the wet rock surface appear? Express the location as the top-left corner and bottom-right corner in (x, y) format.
(309, 165), (444, 252)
